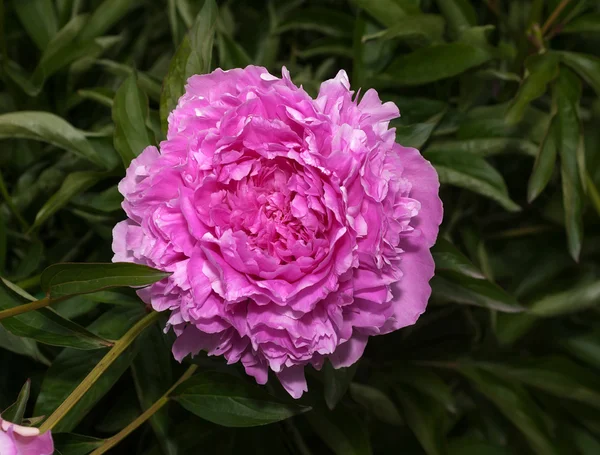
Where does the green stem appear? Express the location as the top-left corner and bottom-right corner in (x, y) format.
(0, 297), (52, 321)
(39, 311), (160, 433)
(90, 364), (198, 455)
(541, 0), (571, 36)
(0, 170), (29, 232)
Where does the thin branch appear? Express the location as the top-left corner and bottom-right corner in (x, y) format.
(39, 311), (161, 432)
(0, 297), (52, 321)
(541, 0), (572, 36)
(90, 364), (198, 455)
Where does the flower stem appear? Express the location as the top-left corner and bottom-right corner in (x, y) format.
(90, 364), (198, 455)
(541, 0), (571, 36)
(0, 297), (52, 321)
(39, 311), (161, 433)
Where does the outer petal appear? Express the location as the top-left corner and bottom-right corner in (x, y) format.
(0, 430), (16, 455)
(276, 365), (308, 399)
(396, 144), (443, 247)
(380, 239), (435, 334)
(329, 331), (369, 369)
(172, 324), (220, 362)
(118, 146), (160, 203)
(12, 431), (54, 455)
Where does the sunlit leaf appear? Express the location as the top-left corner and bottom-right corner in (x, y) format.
(0, 112), (108, 168)
(378, 43), (492, 86)
(427, 150), (521, 212)
(0, 279), (112, 350)
(160, 0), (218, 133)
(554, 68), (584, 261)
(13, 0), (58, 50)
(112, 72), (155, 167)
(41, 262), (170, 299)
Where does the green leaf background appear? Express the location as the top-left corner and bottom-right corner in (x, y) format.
(1, 0), (600, 453)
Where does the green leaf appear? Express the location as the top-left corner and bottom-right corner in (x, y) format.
(13, 0), (58, 50)
(172, 371), (309, 427)
(457, 25), (495, 51)
(306, 403), (372, 455)
(95, 390), (140, 433)
(351, 0), (410, 28)
(52, 434), (104, 455)
(389, 96), (448, 124)
(561, 13), (600, 35)
(432, 238), (485, 279)
(527, 115), (558, 202)
(447, 437), (511, 455)
(394, 111), (446, 149)
(53, 296), (97, 320)
(32, 171), (106, 230)
(160, 0), (218, 133)
(494, 312), (538, 345)
(297, 39), (353, 60)
(34, 307), (145, 432)
(75, 88), (114, 108)
(529, 279), (600, 316)
(0, 112), (107, 168)
(378, 43), (491, 86)
(349, 383), (403, 426)
(0, 279), (112, 350)
(457, 103), (549, 143)
(11, 239), (44, 281)
(477, 357), (600, 409)
(391, 366), (456, 413)
(112, 72), (155, 167)
(506, 53), (559, 124)
(324, 361), (358, 410)
(132, 323), (176, 455)
(95, 60), (162, 102)
(558, 51), (600, 97)
(427, 138), (537, 157)
(40, 262), (170, 299)
(426, 150), (521, 212)
(2, 379), (30, 424)
(363, 14), (445, 46)
(276, 8), (354, 37)
(78, 0), (136, 41)
(459, 366), (559, 455)
(0, 325), (50, 365)
(554, 68), (584, 261)
(431, 271), (523, 312)
(475, 68), (521, 82)
(395, 387), (446, 455)
(435, 0), (477, 39)
(559, 330), (600, 370)
(34, 15), (100, 84)
(569, 425), (600, 455)
(217, 31), (253, 70)
(73, 185), (122, 212)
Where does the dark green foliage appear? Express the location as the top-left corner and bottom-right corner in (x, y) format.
(1, 0), (600, 454)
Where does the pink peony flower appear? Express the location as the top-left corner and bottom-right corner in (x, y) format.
(0, 418), (53, 455)
(112, 66), (442, 398)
